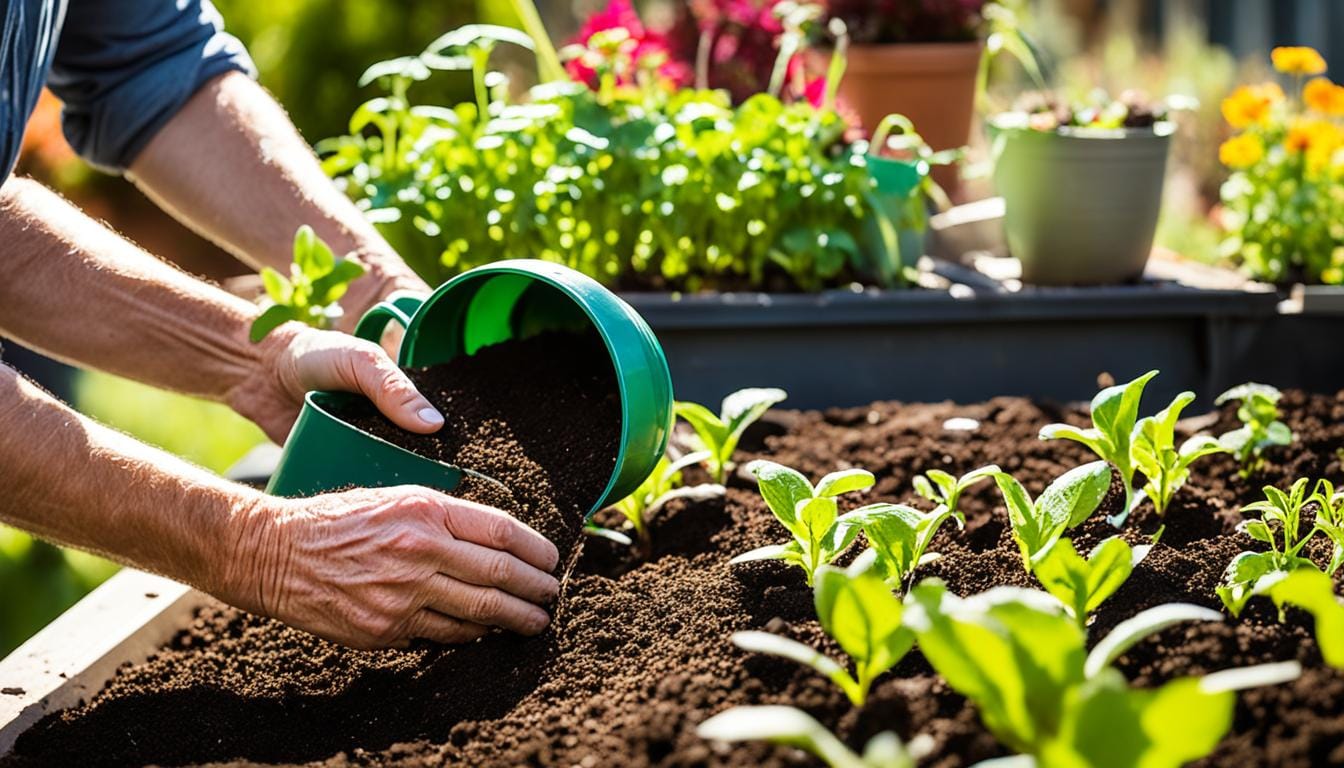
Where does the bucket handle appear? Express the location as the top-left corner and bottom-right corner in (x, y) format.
(353, 291), (426, 345)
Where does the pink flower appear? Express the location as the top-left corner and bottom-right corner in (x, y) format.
(566, 0), (692, 89)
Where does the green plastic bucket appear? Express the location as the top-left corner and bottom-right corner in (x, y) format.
(267, 259), (674, 517)
(868, 154), (929, 267)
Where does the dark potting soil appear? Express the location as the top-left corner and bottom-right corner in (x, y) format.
(7, 391), (1344, 767)
(330, 330), (622, 564)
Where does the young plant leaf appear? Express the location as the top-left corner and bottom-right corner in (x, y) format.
(1216, 383), (1293, 478)
(741, 460), (874, 585)
(605, 450), (719, 555)
(697, 705), (921, 768)
(676, 388), (786, 482)
(912, 464), (999, 523)
(861, 503), (958, 589)
(1034, 537), (1137, 629)
(813, 553), (914, 704)
(1255, 567), (1344, 669)
(1131, 391), (1225, 517)
(991, 462), (1111, 572)
(1041, 370), (1157, 525)
(731, 631), (863, 705)
(250, 226), (365, 341)
(1083, 603), (1222, 678)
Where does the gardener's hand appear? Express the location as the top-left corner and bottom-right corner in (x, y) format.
(223, 487), (561, 650)
(228, 321), (443, 443)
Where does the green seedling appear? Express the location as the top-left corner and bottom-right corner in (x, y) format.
(598, 450), (720, 555)
(1308, 479), (1344, 575)
(732, 551), (914, 706)
(1215, 383), (1293, 478)
(1040, 370), (1156, 526)
(990, 462), (1113, 573)
(1217, 564), (1344, 669)
(733, 460), (884, 585)
(912, 465), (1001, 524)
(1130, 391), (1225, 516)
(697, 705), (930, 768)
(1034, 536), (1150, 630)
(1217, 479), (1319, 614)
(251, 226), (366, 342)
(674, 388), (787, 484)
(904, 581), (1303, 767)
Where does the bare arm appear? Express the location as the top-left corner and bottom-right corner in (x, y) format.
(0, 176), (437, 441)
(0, 364), (558, 649)
(127, 71), (427, 325)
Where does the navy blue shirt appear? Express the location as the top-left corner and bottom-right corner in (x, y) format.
(1, 0), (255, 179)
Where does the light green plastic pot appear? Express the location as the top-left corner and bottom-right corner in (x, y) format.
(267, 260), (674, 517)
(991, 120), (1174, 285)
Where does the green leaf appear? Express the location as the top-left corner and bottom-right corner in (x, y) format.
(1038, 424), (1107, 458)
(1039, 461), (1114, 530)
(249, 304), (299, 343)
(815, 468), (875, 498)
(730, 631), (861, 705)
(260, 267), (294, 305)
(1035, 537), (1134, 625)
(748, 460), (814, 535)
(309, 258), (367, 306)
(358, 56), (431, 87)
(424, 24), (536, 56)
(862, 504), (954, 587)
(293, 225), (335, 279)
(730, 542), (804, 565)
(582, 524), (633, 546)
(1215, 382), (1281, 406)
(718, 387), (787, 466)
(697, 706), (880, 768)
(1261, 568), (1344, 668)
(675, 400), (731, 477)
(1084, 603), (1222, 678)
(814, 560), (913, 704)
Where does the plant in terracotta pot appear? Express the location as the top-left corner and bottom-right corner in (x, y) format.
(990, 90), (1174, 286)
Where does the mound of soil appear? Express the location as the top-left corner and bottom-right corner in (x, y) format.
(6, 391), (1344, 767)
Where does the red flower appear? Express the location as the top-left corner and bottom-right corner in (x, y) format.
(566, 0), (692, 89)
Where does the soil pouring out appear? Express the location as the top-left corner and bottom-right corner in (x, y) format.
(5, 391), (1343, 767)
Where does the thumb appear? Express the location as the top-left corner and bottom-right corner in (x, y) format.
(333, 341), (444, 434)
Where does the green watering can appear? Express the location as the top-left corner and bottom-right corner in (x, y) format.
(266, 259), (674, 517)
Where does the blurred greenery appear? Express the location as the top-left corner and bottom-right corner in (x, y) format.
(0, 373), (265, 656)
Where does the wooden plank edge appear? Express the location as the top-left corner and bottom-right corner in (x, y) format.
(0, 569), (204, 755)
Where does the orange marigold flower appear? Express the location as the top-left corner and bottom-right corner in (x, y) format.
(1304, 77), (1344, 116)
(1272, 46), (1328, 76)
(1221, 83), (1283, 128)
(1219, 133), (1264, 168)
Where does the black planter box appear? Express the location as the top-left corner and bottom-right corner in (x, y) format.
(622, 284), (1300, 409)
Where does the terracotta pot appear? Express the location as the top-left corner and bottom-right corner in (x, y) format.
(836, 41), (983, 193)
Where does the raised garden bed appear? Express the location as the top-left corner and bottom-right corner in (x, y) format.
(2, 389), (1341, 766)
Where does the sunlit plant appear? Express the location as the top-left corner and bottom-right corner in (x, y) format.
(733, 460), (884, 585)
(904, 581), (1303, 767)
(250, 226), (365, 341)
(732, 551), (913, 706)
(1131, 390), (1225, 516)
(1033, 536), (1149, 630)
(861, 465), (1000, 589)
(697, 705), (930, 768)
(1222, 567), (1344, 670)
(1215, 383), (1293, 478)
(1308, 479), (1344, 575)
(1040, 370), (1156, 525)
(990, 462), (1113, 572)
(593, 450), (721, 555)
(674, 388), (787, 483)
(1217, 478), (1319, 614)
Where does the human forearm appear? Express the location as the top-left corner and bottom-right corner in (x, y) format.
(127, 71), (427, 321)
(0, 363), (252, 593)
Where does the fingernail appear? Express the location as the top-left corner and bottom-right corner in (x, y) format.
(417, 406), (444, 426)
(529, 610), (551, 634)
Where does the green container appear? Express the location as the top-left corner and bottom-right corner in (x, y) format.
(991, 120), (1174, 285)
(868, 154), (929, 267)
(267, 260), (674, 517)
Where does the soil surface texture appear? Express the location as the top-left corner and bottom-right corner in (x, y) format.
(6, 390), (1344, 768)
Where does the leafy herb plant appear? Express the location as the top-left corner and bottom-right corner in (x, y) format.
(904, 581), (1303, 767)
(697, 705), (929, 768)
(1033, 536), (1149, 629)
(1039, 370), (1156, 525)
(1217, 479), (1320, 614)
(733, 461), (882, 585)
(1215, 383), (1293, 478)
(732, 551), (914, 706)
(861, 465), (1000, 589)
(1309, 479), (1344, 575)
(250, 226), (366, 342)
(599, 450), (721, 555)
(1131, 391), (1225, 516)
(989, 462), (1113, 572)
(674, 388), (787, 483)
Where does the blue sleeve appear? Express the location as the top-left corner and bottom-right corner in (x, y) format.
(46, 0), (257, 172)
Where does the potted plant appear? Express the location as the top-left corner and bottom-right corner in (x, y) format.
(867, 113), (959, 265)
(989, 90), (1174, 285)
(1217, 46), (1344, 290)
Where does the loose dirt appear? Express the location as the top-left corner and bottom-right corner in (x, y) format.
(6, 390), (1342, 767)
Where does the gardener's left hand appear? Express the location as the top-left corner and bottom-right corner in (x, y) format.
(228, 321), (443, 444)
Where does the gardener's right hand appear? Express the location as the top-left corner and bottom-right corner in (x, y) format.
(220, 486), (561, 650)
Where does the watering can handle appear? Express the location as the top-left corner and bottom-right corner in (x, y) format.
(352, 291), (425, 346)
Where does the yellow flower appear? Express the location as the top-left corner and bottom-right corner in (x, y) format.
(1285, 118), (1339, 153)
(1221, 83), (1284, 128)
(1304, 77), (1344, 116)
(1272, 46), (1328, 76)
(1220, 133), (1264, 168)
